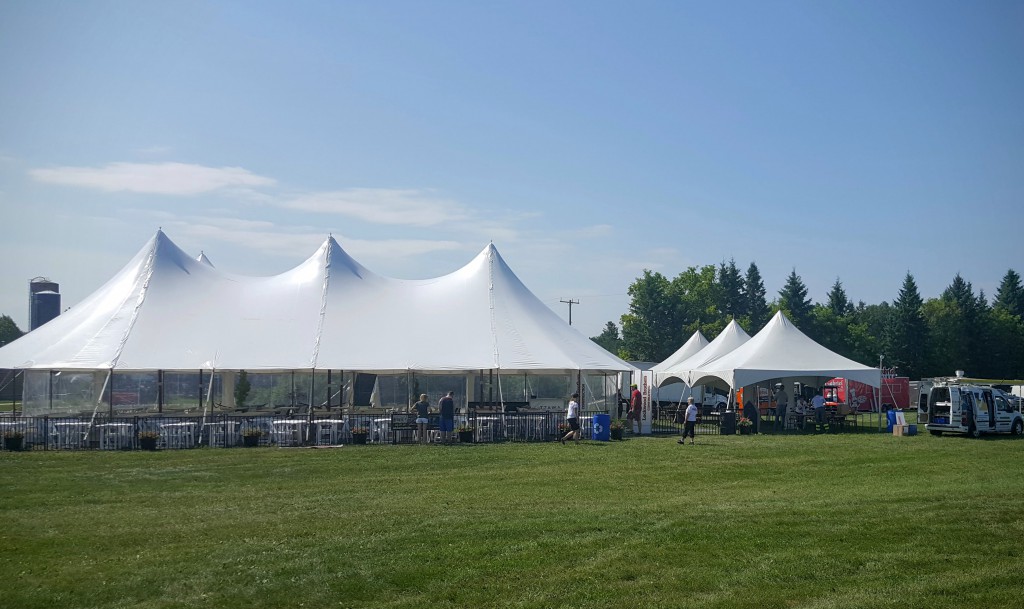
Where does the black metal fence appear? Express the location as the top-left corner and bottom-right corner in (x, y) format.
(0, 410), (614, 450)
(0, 407), (905, 452)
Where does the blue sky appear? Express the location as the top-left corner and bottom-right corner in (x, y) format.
(1, 0), (1021, 337)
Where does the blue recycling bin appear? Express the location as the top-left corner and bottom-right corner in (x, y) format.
(592, 414), (610, 441)
(886, 409), (897, 433)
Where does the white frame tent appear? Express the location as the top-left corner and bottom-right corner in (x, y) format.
(0, 231), (632, 416)
(686, 311), (881, 399)
(650, 331), (709, 379)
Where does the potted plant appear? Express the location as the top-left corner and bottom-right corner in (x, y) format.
(609, 419), (625, 441)
(350, 426), (369, 445)
(138, 430), (160, 451)
(455, 424), (475, 443)
(3, 430), (25, 451)
(557, 422), (571, 439)
(738, 417), (754, 435)
(241, 427), (265, 447)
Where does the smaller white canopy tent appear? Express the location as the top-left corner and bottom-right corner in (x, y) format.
(655, 320), (751, 387)
(687, 311), (881, 391)
(650, 331), (709, 377)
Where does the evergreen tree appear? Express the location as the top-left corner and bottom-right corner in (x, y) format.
(934, 273), (987, 376)
(777, 268), (813, 330)
(0, 314), (23, 346)
(590, 321), (624, 356)
(986, 308), (1024, 379)
(884, 273), (927, 379)
(994, 269), (1024, 318)
(717, 258), (746, 320)
(826, 277), (853, 317)
(742, 262), (770, 331)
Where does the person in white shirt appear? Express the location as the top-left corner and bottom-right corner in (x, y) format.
(677, 397), (698, 445)
(561, 393), (581, 445)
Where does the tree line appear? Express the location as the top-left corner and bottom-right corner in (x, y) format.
(591, 261), (1024, 381)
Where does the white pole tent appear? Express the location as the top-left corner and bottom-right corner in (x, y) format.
(0, 230), (631, 417)
(686, 311), (881, 399)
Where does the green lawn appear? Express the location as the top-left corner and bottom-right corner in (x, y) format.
(2, 433), (1023, 608)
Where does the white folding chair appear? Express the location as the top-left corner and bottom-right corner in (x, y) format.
(316, 421), (341, 445)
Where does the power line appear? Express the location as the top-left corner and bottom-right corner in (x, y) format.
(559, 298), (579, 325)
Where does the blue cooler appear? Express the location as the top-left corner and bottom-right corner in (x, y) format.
(592, 414), (611, 441)
(906, 424), (918, 436)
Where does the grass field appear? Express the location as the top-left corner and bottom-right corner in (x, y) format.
(2, 433), (1023, 608)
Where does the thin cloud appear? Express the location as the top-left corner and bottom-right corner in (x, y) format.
(284, 188), (467, 226)
(30, 162), (276, 195)
(159, 214), (464, 263)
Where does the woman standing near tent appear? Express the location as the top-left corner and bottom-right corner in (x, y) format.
(414, 394), (431, 444)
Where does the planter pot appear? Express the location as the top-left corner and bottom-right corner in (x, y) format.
(139, 436), (158, 451)
(351, 433), (368, 445)
(4, 436), (24, 451)
(739, 427), (752, 435)
(458, 430), (474, 443)
(610, 428), (624, 441)
(242, 435), (262, 447)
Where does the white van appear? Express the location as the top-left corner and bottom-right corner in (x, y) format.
(921, 381), (1023, 437)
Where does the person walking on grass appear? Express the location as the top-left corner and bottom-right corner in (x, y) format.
(561, 393), (581, 445)
(678, 396), (698, 445)
(414, 393), (431, 444)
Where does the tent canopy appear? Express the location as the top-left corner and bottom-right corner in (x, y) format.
(654, 319), (751, 387)
(0, 231), (631, 374)
(687, 311), (881, 390)
(650, 331), (708, 374)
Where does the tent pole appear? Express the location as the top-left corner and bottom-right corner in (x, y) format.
(200, 369), (215, 445)
(85, 370), (112, 443)
(306, 370), (315, 445)
(158, 370), (164, 414)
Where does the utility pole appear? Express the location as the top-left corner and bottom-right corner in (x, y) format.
(560, 298), (579, 325)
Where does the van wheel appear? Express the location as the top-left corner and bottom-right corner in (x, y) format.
(929, 430), (942, 437)
(969, 425), (982, 439)
(1011, 420), (1023, 436)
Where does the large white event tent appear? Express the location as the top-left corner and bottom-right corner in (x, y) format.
(0, 231), (631, 413)
(686, 311), (881, 392)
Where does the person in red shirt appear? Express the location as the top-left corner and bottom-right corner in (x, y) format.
(628, 383), (642, 431)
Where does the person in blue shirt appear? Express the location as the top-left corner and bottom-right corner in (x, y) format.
(812, 389), (827, 433)
(438, 391), (456, 444)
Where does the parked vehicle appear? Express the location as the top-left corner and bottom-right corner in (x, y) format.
(920, 379), (1023, 438)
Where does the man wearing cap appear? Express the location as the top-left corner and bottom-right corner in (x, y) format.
(678, 397), (697, 445)
(628, 383), (642, 433)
